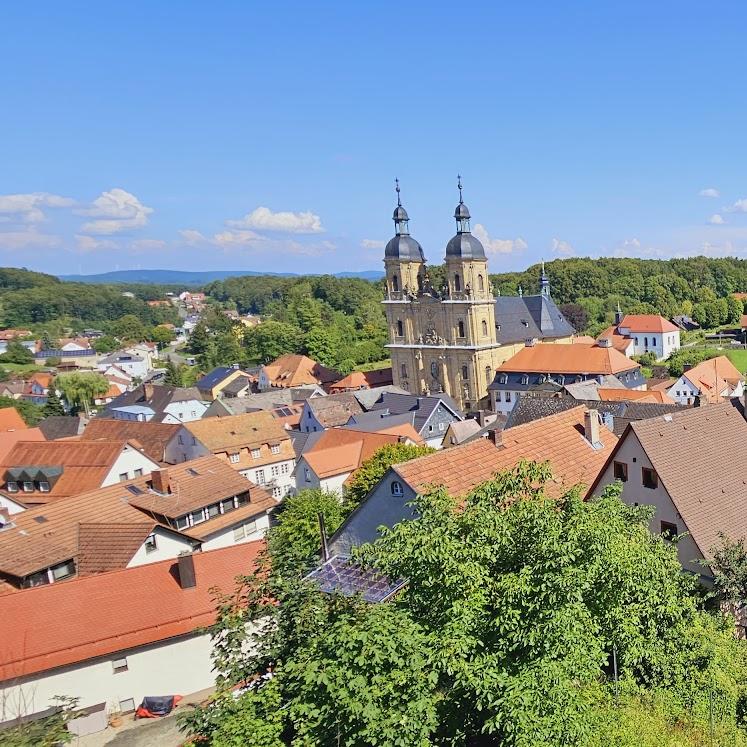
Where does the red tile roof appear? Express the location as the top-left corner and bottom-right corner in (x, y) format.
(80, 420), (185, 463)
(262, 354), (339, 388)
(496, 343), (639, 375)
(597, 388), (676, 405)
(0, 407), (27, 432)
(76, 523), (159, 577)
(0, 542), (263, 680)
(0, 427), (45, 463)
(682, 356), (743, 402)
(619, 314), (679, 333)
(394, 406), (617, 500)
(597, 326), (635, 354)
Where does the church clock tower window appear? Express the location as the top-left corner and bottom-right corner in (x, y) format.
(396, 319), (403, 337)
(392, 274), (399, 292)
(457, 320), (465, 338)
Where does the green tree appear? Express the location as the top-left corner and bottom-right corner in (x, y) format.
(267, 489), (349, 579)
(149, 325), (175, 349)
(726, 295), (744, 325)
(0, 339), (33, 364)
(244, 321), (303, 364)
(93, 335), (119, 354)
(344, 442), (435, 510)
(187, 321), (211, 357)
(56, 372), (110, 416)
(0, 395), (43, 425)
(42, 388), (66, 417)
(40, 329), (55, 350)
(112, 314), (147, 342)
(164, 357), (185, 387)
(0, 696), (78, 746)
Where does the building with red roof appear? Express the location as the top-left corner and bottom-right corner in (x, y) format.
(597, 309), (680, 361)
(0, 542), (263, 720)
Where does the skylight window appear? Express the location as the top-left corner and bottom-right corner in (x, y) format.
(187, 468), (199, 476)
(33, 516), (48, 524)
(126, 485), (144, 496)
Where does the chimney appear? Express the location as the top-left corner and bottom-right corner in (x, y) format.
(143, 382), (155, 401)
(683, 364), (694, 373)
(584, 409), (601, 448)
(487, 428), (502, 447)
(597, 337), (612, 348)
(151, 469), (170, 494)
(177, 552), (197, 589)
(0, 507), (9, 526)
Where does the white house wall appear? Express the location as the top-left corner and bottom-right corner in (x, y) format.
(126, 528), (195, 568)
(592, 430), (706, 577)
(200, 513), (272, 551)
(163, 400), (208, 423)
(0, 633), (215, 719)
(163, 429), (210, 464)
(102, 448), (161, 485)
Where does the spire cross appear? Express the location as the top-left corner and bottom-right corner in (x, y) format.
(457, 174), (463, 204)
(395, 178), (401, 207)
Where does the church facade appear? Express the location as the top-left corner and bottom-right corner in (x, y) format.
(382, 181), (576, 411)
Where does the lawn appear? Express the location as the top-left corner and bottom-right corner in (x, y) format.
(0, 363), (46, 375)
(723, 348), (747, 373)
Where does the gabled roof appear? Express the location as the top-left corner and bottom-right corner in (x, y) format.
(591, 405), (747, 562)
(262, 354), (339, 388)
(205, 385), (326, 416)
(680, 356), (743, 402)
(0, 455), (266, 582)
(103, 384), (204, 421)
(302, 429), (410, 479)
(352, 385), (409, 411)
(619, 314), (679, 333)
(80, 419), (186, 463)
(394, 406), (616, 500)
(185, 411), (289, 452)
(367, 391), (464, 434)
(76, 522), (159, 577)
(505, 396), (684, 437)
(0, 440), (151, 502)
(597, 388), (676, 405)
(196, 366), (242, 392)
(306, 393), (364, 427)
(597, 326), (635, 353)
(495, 343), (639, 376)
(494, 293), (575, 344)
(329, 367), (394, 392)
(0, 407), (27, 432)
(222, 375), (255, 396)
(0, 542), (263, 680)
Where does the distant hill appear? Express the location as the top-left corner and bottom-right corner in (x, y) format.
(57, 269), (384, 285)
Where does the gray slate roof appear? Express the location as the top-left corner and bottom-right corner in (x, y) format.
(505, 395), (684, 437)
(222, 375), (254, 397)
(203, 385), (326, 417)
(367, 391), (464, 434)
(38, 416), (88, 440)
(343, 410), (417, 433)
(101, 384), (203, 422)
(352, 385), (409, 411)
(494, 293), (575, 344)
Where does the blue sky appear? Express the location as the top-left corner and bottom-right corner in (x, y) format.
(2, 1), (747, 275)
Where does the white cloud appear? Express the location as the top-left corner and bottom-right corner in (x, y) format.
(472, 224), (527, 255)
(699, 187), (720, 198)
(0, 226), (62, 250)
(78, 188), (153, 234)
(0, 192), (75, 223)
(213, 229), (263, 247)
(227, 206), (324, 234)
(75, 234), (118, 252)
(708, 214), (725, 225)
(724, 198), (747, 214)
(361, 238), (386, 250)
(551, 237), (575, 256)
(178, 227), (330, 256)
(179, 229), (207, 246)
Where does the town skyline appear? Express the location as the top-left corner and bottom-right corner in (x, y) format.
(3, 2), (747, 275)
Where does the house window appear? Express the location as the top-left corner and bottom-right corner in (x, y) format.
(613, 461), (628, 482)
(396, 320), (404, 337)
(118, 473), (128, 482)
(37, 481), (50, 492)
(230, 453), (240, 464)
(506, 391), (512, 402)
(281, 463), (290, 474)
(391, 480), (403, 496)
(644, 336), (649, 348)
(178, 435), (184, 445)
(233, 525), (246, 541)
(635, 337), (639, 345)
(119, 698), (136, 713)
(660, 521), (678, 541)
(499, 373), (508, 385)
(221, 498), (236, 513)
(51, 560), (75, 581)
(271, 444), (281, 455)
(251, 448), (261, 459)
(273, 486), (282, 498)
(439, 422), (445, 432)
(457, 320), (465, 338)
(462, 365), (469, 380)
(207, 503), (220, 518)
(23, 481), (34, 492)
(495, 391), (502, 402)
(255, 469), (266, 484)
(642, 467), (658, 489)
(304, 467), (311, 482)
(25, 570), (49, 588)
(481, 319), (488, 336)
(271, 465), (280, 477)
(191, 508), (206, 525)
(521, 374), (529, 386)
(112, 657), (129, 674)
(454, 273), (461, 292)
(134, 469), (143, 478)
(175, 515), (189, 530)
(652, 337), (657, 346)
(6, 481), (18, 493)
(144, 533), (157, 553)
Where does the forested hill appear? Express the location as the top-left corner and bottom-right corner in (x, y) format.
(57, 269), (384, 284)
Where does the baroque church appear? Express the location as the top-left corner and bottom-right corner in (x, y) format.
(383, 179), (576, 411)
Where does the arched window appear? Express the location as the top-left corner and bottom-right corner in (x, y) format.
(392, 274), (399, 292)
(652, 337), (657, 346)
(462, 365), (469, 380)
(481, 319), (488, 336)
(391, 480), (403, 496)
(454, 273), (461, 292)
(486, 365), (492, 384)
(400, 363), (407, 379)
(430, 361), (438, 378)
(478, 274), (484, 292)
(396, 319), (403, 336)
(644, 336), (649, 348)
(457, 320), (465, 338)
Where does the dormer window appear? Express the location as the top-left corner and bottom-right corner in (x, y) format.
(391, 480), (403, 496)
(538, 375), (546, 384)
(521, 374), (529, 386)
(499, 373), (508, 385)
(6, 481), (18, 493)
(23, 481), (34, 492)
(38, 481), (50, 493)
